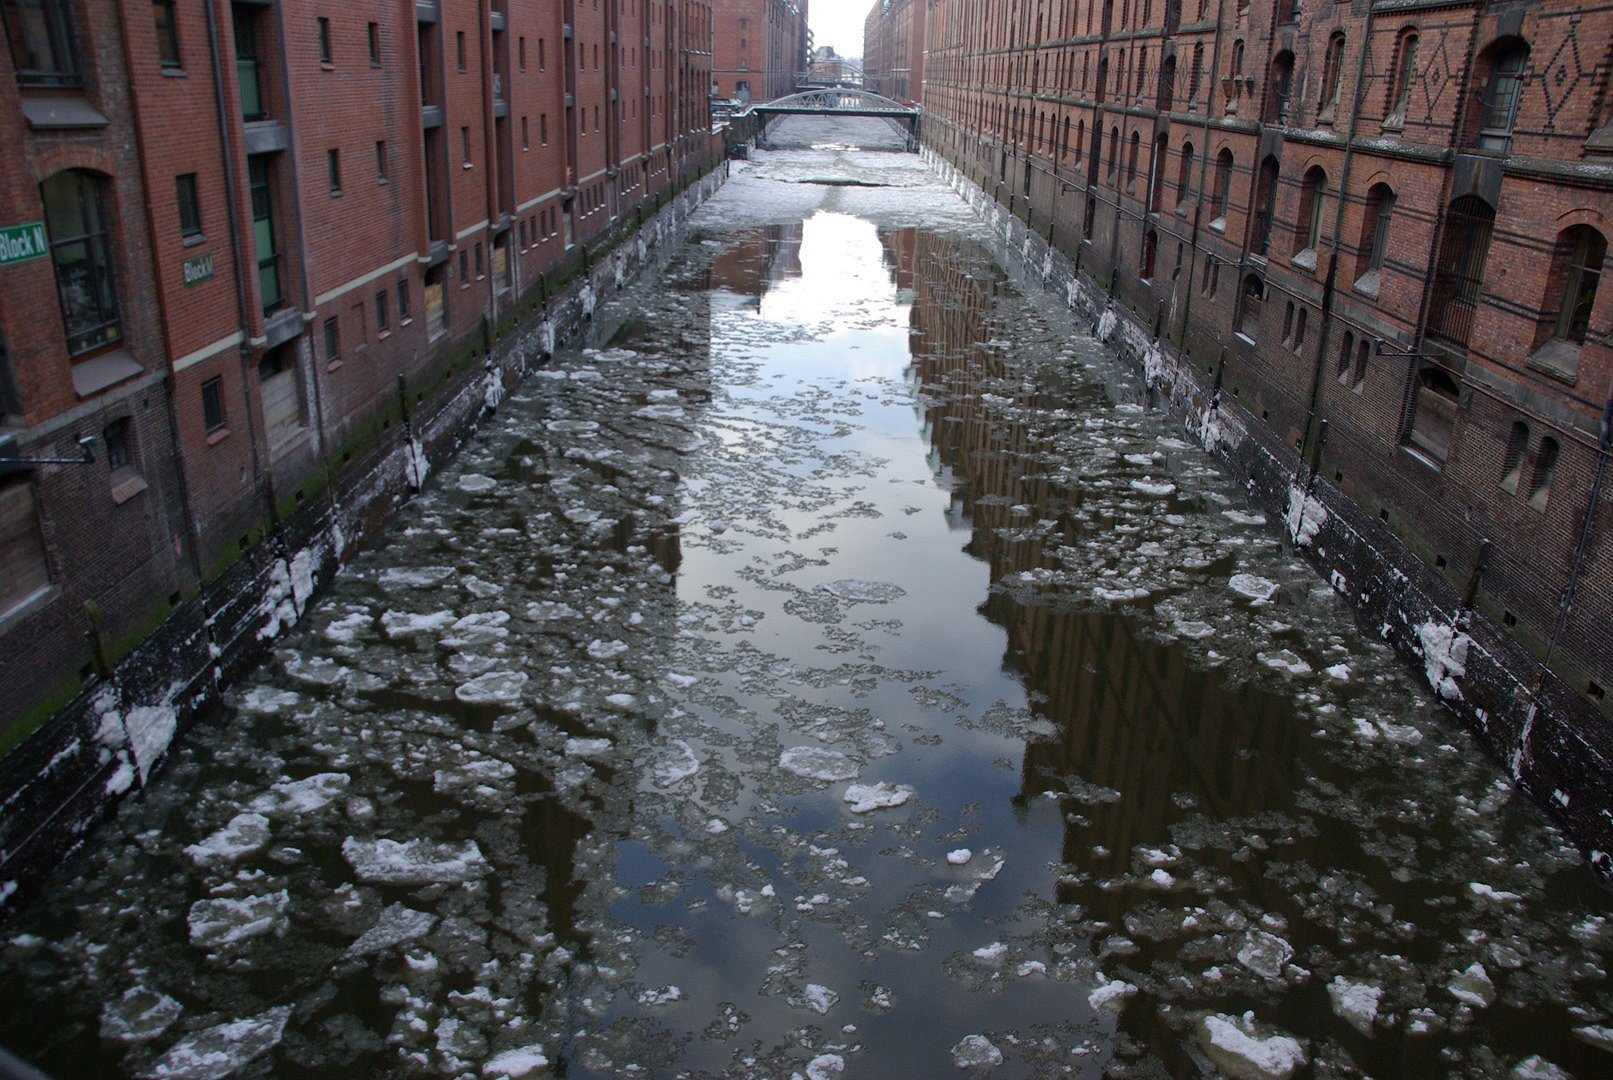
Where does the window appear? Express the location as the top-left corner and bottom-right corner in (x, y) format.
(458, 248), (469, 283)
(456, 30), (465, 72)
(201, 375), (226, 432)
(1268, 51), (1294, 125)
(540, 113), (548, 145)
(1295, 166), (1326, 255)
(176, 173), (202, 237)
(1428, 195), (1495, 347)
(1189, 43), (1203, 102)
(1474, 42), (1528, 152)
(41, 170), (121, 357)
(1319, 34), (1345, 119)
(1357, 184), (1395, 288)
(1141, 230), (1157, 280)
(376, 140), (387, 182)
(1107, 125), (1119, 177)
(1407, 365), (1460, 463)
(103, 417), (131, 472)
(1176, 142), (1194, 213)
(1239, 275), (1265, 338)
(1, 476), (51, 615)
(351, 300), (366, 347)
(327, 148), (341, 194)
(1252, 156), (1279, 255)
(1211, 148), (1233, 224)
(1529, 437), (1559, 510)
(1551, 226), (1605, 346)
(368, 21), (380, 66)
(234, 6), (264, 119)
(1500, 421), (1528, 493)
(521, 115), (529, 150)
(1388, 31), (1418, 122)
(323, 316), (339, 363)
(398, 279), (410, 322)
(318, 17), (331, 64)
(248, 157), (281, 312)
(474, 242), (483, 278)
(1127, 130), (1141, 187)
(518, 36), (526, 71)
(1337, 331), (1355, 383)
(2, 0), (79, 86)
(376, 288), (389, 334)
(461, 125), (471, 165)
(538, 37), (544, 70)
(153, 1), (181, 67)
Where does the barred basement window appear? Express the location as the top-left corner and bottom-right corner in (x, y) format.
(103, 416), (131, 472)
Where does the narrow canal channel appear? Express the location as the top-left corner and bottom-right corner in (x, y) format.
(2, 119), (1610, 1079)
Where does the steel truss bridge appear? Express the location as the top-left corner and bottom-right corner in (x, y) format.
(746, 90), (920, 135)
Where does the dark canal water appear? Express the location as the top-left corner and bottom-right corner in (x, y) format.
(2, 120), (1610, 1078)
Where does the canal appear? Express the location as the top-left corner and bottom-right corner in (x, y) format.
(2, 118), (1610, 1078)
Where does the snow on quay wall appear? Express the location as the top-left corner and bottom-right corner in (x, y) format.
(0, 168), (729, 919)
(921, 145), (1613, 879)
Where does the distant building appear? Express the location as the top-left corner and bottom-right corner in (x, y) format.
(0, 0), (720, 742)
(712, 0), (808, 103)
(862, 0), (923, 104)
(807, 45), (851, 86)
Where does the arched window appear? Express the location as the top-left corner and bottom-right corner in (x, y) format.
(1529, 436), (1559, 510)
(1076, 118), (1085, 165)
(1190, 43), (1204, 102)
(1408, 365), (1460, 464)
(1239, 274), (1265, 337)
(1337, 330), (1355, 382)
(40, 169), (121, 357)
(1211, 148), (1234, 224)
(1388, 29), (1418, 122)
(1428, 195), (1495, 347)
(1295, 165), (1327, 254)
(1252, 155), (1280, 254)
(1127, 129), (1141, 186)
(1357, 183), (1395, 288)
(1268, 51), (1294, 124)
(1476, 40), (1528, 152)
(1149, 133), (1167, 211)
(1549, 225), (1605, 346)
(1159, 55), (1176, 112)
(1108, 125), (1120, 177)
(1176, 141), (1195, 213)
(1319, 33), (1346, 119)
(1142, 229), (1158, 280)
(1500, 420), (1529, 493)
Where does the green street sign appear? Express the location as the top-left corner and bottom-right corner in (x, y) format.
(182, 252), (215, 286)
(0, 222), (47, 267)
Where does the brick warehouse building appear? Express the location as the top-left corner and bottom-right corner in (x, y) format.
(862, 0), (922, 104)
(871, 0), (1613, 731)
(0, 0), (717, 742)
(712, 0), (808, 103)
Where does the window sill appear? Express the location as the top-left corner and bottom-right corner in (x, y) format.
(378, 177), (390, 185)
(1234, 332), (1257, 346)
(205, 426), (230, 445)
(1209, 217), (1226, 233)
(72, 349), (142, 399)
(1402, 442), (1446, 471)
(463, 163), (474, 169)
(326, 360), (344, 372)
(0, 584), (57, 637)
(321, 62), (335, 72)
(330, 189), (342, 198)
(1526, 338), (1581, 384)
(110, 472), (148, 505)
(1352, 270), (1381, 298)
(378, 329), (392, 341)
(1291, 247), (1318, 271)
(160, 67), (187, 79)
(183, 233), (207, 247)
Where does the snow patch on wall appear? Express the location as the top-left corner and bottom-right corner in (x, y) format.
(1416, 620), (1471, 701)
(406, 437), (430, 491)
(1284, 481), (1328, 548)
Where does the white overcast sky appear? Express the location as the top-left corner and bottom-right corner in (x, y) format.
(810, 0), (872, 58)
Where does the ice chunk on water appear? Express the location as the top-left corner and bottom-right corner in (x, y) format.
(791, 983), (839, 1015)
(143, 1005), (292, 1080)
(188, 891), (289, 949)
(1327, 977), (1382, 1037)
(341, 838), (490, 885)
(779, 746), (859, 782)
(587, 638), (630, 661)
(950, 1034), (1003, 1069)
(184, 813), (271, 865)
(251, 773), (350, 819)
(1511, 1056), (1571, 1080)
(564, 737), (613, 759)
(457, 473), (498, 493)
(652, 740), (701, 787)
(455, 670), (529, 705)
(637, 986), (683, 1006)
(1088, 979), (1137, 1013)
(1259, 650), (1313, 677)
(1573, 1025), (1613, 1051)
(819, 579), (907, 603)
(101, 986), (182, 1044)
(348, 903), (437, 956)
(805, 1054), (845, 1080)
(1448, 962), (1496, 1008)
(1229, 574), (1280, 605)
(947, 848), (973, 866)
(1198, 1014), (1307, 1079)
(972, 941), (1007, 965)
(1236, 930), (1293, 980)
(843, 781), (913, 813)
(1130, 478), (1177, 496)
(381, 609), (456, 638)
(482, 1044), (551, 1078)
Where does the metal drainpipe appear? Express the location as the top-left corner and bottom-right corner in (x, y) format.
(1545, 392), (1613, 667)
(204, 0), (266, 514)
(1297, 4), (1376, 477)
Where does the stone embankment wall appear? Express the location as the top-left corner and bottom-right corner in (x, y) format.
(920, 146), (1613, 879)
(0, 167), (729, 917)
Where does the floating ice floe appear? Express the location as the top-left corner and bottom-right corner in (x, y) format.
(348, 903), (436, 956)
(1088, 979), (1138, 1013)
(950, 1034), (1004, 1069)
(791, 983), (839, 1015)
(184, 813), (272, 865)
(1448, 962), (1496, 1008)
(637, 986), (683, 1006)
(1130, 478), (1177, 497)
(1198, 1013), (1307, 1079)
(652, 740), (701, 787)
(1236, 930), (1294, 980)
(1511, 1056), (1571, 1080)
(805, 1053), (845, 1080)
(251, 773), (350, 818)
(341, 837), (490, 885)
(947, 848), (973, 865)
(564, 737), (613, 759)
(843, 781), (913, 813)
(101, 986), (182, 1044)
(1228, 574), (1281, 605)
(457, 473), (498, 494)
(187, 891), (289, 949)
(1327, 977), (1383, 1037)
(142, 1005), (292, 1080)
(779, 745), (860, 782)
(381, 609), (456, 638)
(481, 1044), (551, 1078)
(819, 579), (907, 603)
(454, 670), (529, 705)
